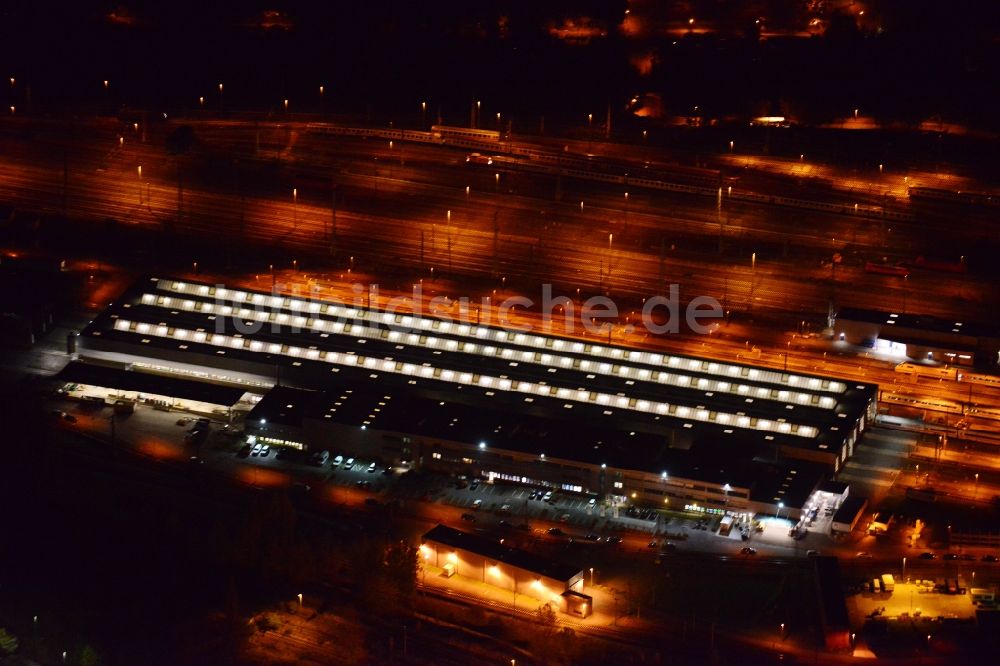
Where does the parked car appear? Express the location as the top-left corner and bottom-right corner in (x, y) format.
(856, 551), (873, 559)
(943, 553), (959, 561)
(343, 457), (355, 469)
(547, 527), (565, 537)
(584, 533), (601, 541)
(251, 443), (263, 456)
(461, 513), (476, 522)
(470, 480), (480, 490)
(807, 550), (820, 558)
(332, 455), (344, 467)
(919, 552), (937, 560)
(472, 499), (483, 509)
(605, 536), (622, 545)
(367, 462), (377, 473)
(237, 444), (252, 458)
(741, 547), (757, 555)
(982, 554), (999, 563)
(259, 444), (270, 457)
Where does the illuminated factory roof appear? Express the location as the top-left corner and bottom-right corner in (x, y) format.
(79, 277), (877, 465)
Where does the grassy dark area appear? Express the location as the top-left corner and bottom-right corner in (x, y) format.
(0, 382), (417, 664)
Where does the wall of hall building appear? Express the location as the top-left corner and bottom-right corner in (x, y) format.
(419, 539), (583, 606)
(257, 416), (773, 515)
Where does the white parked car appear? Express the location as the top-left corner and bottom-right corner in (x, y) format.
(332, 455), (344, 467)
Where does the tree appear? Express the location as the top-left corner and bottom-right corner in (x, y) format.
(80, 644), (102, 666)
(536, 603), (557, 630)
(0, 628), (18, 655)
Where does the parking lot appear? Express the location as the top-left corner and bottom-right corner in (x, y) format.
(47, 390), (828, 559)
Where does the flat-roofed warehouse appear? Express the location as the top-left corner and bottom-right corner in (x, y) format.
(421, 525), (588, 615)
(75, 277), (878, 516)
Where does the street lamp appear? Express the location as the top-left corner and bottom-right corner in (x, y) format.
(975, 473), (979, 499)
(589, 567), (594, 588)
(902, 556), (907, 579)
(292, 188), (298, 227)
(776, 501), (783, 518)
(297, 593), (303, 607)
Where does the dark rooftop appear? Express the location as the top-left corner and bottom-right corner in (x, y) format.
(836, 307), (998, 340)
(247, 383), (827, 505)
(832, 495), (868, 525)
(57, 360), (247, 406)
(813, 556), (850, 630)
(422, 524), (581, 582)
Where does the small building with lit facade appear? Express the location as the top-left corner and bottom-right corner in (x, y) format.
(833, 307), (1000, 369)
(421, 525), (588, 615)
(73, 277), (879, 519)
